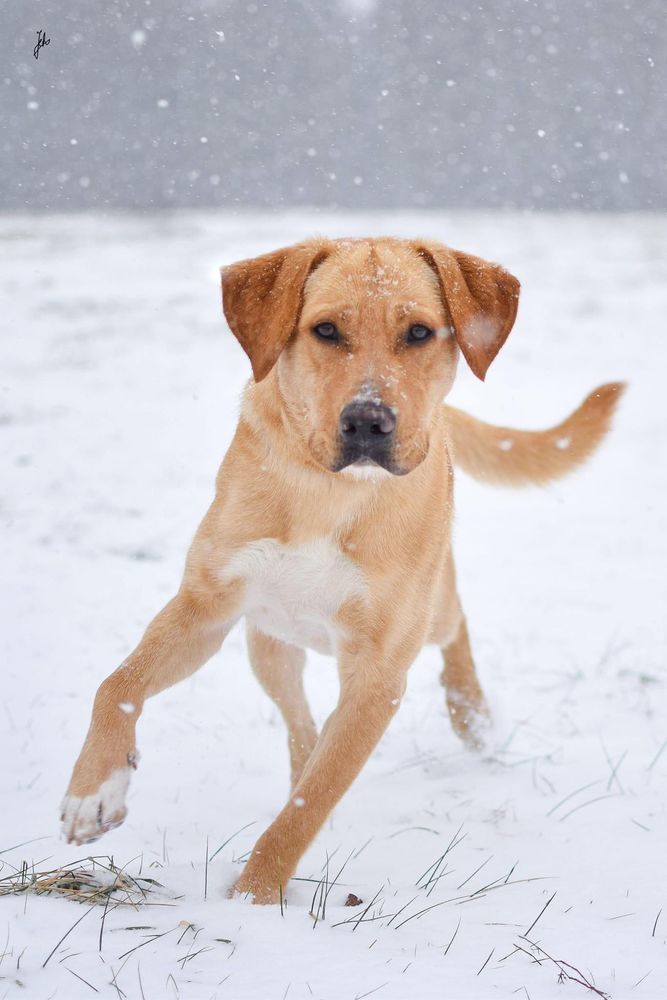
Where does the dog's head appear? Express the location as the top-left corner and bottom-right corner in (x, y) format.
(222, 237), (519, 476)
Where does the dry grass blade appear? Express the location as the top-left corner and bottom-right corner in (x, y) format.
(43, 902), (97, 967)
(525, 891), (557, 936)
(651, 908), (662, 937)
(66, 964), (99, 993)
(476, 947), (494, 975)
(515, 936), (610, 998)
(0, 837), (50, 856)
(415, 825), (466, 889)
(444, 917), (461, 956)
(558, 793), (623, 823)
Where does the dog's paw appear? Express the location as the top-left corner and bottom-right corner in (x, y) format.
(447, 690), (492, 751)
(230, 874), (281, 905)
(61, 768), (132, 845)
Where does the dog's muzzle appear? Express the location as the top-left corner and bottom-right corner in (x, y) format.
(334, 399), (397, 471)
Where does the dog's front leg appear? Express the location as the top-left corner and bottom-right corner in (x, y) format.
(61, 584), (240, 845)
(233, 645), (414, 904)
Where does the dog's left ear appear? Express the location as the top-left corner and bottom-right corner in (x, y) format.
(414, 242), (520, 380)
(221, 240), (331, 382)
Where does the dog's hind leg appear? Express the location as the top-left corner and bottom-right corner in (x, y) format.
(430, 553), (490, 749)
(440, 615), (490, 749)
(247, 627), (318, 789)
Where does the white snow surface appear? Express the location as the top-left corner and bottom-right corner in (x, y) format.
(1, 211), (666, 999)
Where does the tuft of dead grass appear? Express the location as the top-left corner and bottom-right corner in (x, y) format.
(0, 856), (163, 908)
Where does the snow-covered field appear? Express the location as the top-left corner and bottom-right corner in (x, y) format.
(1, 211), (665, 999)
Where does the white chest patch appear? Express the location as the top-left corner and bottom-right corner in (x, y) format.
(220, 538), (366, 654)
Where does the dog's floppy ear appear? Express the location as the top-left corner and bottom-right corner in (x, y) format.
(413, 242), (520, 380)
(221, 240), (331, 382)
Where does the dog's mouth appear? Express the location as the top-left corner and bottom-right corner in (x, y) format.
(331, 451), (408, 477)
(336, 459), (401, 480)
(331, 435), (430, 477)
(308, 430), (429, 478)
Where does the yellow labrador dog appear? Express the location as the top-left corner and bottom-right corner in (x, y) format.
(61, 237), (623, 903)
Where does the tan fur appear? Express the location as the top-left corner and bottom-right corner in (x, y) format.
(247, 627), (318, 789)
(62, 236), (624, 904)
(445, 381), (625, 486)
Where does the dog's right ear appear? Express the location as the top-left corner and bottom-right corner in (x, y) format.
(221, 240), (332, 382)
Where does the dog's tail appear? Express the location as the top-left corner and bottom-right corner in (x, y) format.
(444, 382), (625, 487)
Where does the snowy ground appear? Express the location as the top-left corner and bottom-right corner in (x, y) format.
(1, 211), (666, 1000)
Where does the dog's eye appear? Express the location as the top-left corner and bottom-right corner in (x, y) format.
(407, 323), (434, 344)
(312, 322), (339, 342)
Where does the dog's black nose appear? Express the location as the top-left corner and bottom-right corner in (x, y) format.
(339, 400), (396, 441)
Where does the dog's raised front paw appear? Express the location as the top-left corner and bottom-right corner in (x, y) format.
(61, 767), (132, 845)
